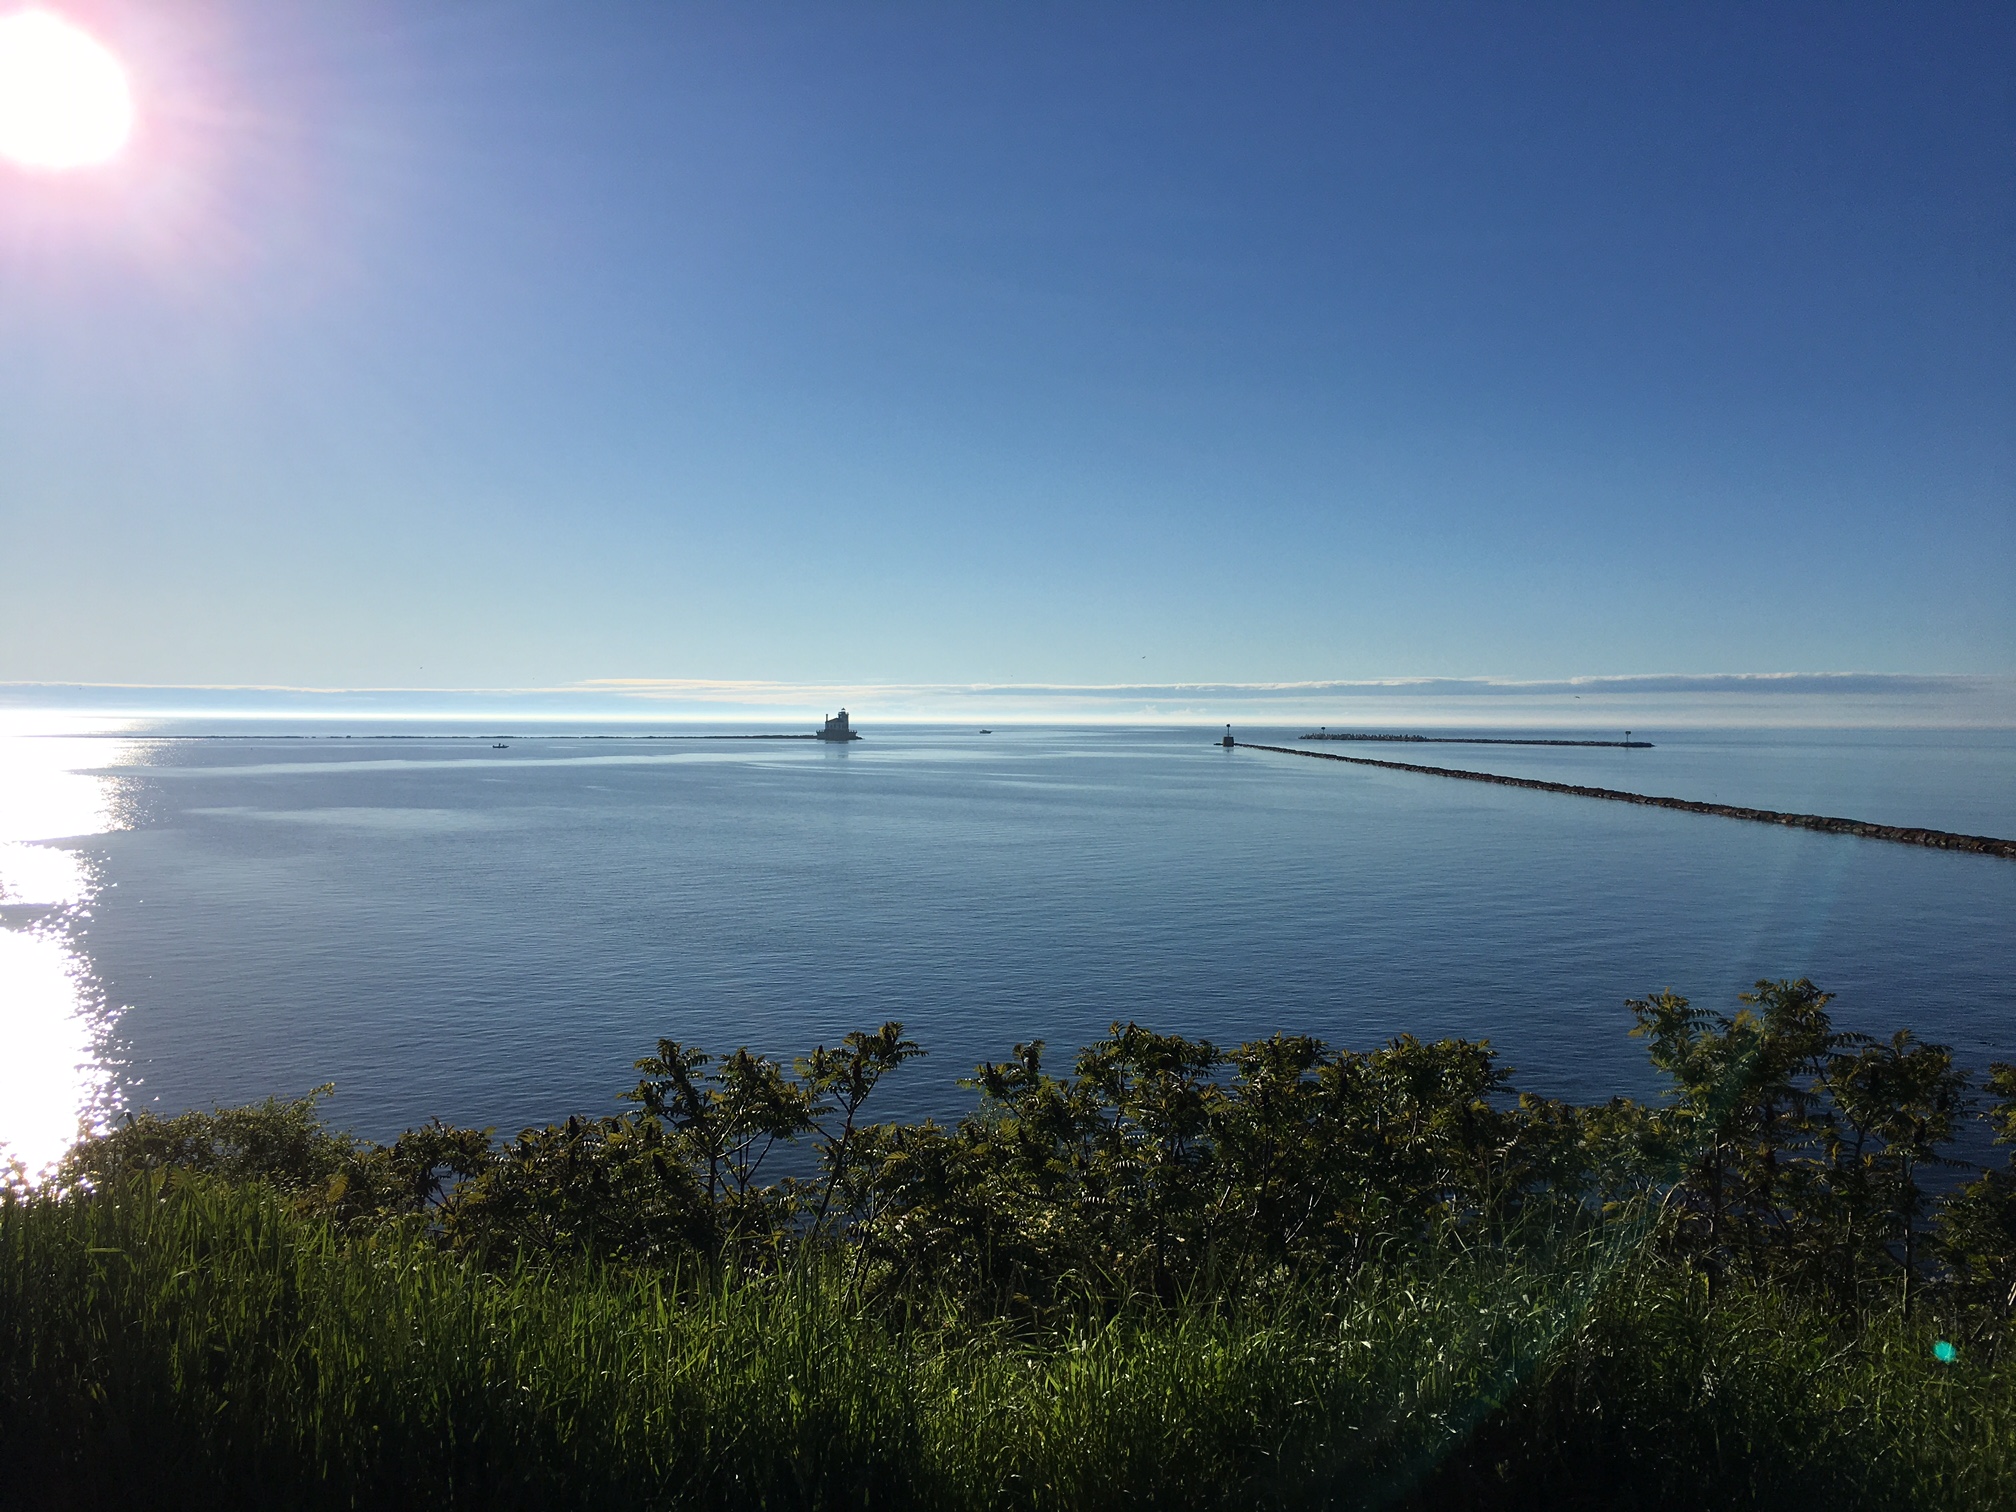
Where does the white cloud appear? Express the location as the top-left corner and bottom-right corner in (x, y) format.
(2, 673), (2011, 727)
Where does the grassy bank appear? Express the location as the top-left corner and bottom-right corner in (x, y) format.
(6, 1178), (2011, 1510)
(5, 979), (2016, 1508)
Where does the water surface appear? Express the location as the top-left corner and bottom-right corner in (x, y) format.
(2, 719), (2011, 1172)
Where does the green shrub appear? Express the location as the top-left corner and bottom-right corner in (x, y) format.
(7, 980), (2016, 1508)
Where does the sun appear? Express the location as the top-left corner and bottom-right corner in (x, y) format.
(0, 9), (134, 172)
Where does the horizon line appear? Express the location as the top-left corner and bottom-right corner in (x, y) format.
(2, 670), (2012, 730)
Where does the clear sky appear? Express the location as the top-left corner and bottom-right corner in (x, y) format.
(2, 1), (2011, 700)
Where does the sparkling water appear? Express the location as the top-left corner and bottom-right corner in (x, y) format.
(2, 718), (2011, 1175)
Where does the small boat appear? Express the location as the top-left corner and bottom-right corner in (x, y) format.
(979, 728), (993, 735)
(491, 743), (509, 749)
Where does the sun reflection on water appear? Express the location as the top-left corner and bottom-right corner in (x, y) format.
(0, 714), (141, 1182)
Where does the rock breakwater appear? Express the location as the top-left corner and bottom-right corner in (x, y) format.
(1237, 743), (2016, 860)
(1299, 732), (1653, 748)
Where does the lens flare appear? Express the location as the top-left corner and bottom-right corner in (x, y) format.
(0, 9), (135, 172)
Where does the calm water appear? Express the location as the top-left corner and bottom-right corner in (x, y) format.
(2, 719), (2013, 1175)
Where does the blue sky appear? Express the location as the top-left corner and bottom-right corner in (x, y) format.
(1, 1), (2010, 705)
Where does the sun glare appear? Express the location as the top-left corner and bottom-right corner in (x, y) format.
(0, 9), (134, 172)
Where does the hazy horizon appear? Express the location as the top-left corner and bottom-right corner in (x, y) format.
(6, 669), (2014, 729)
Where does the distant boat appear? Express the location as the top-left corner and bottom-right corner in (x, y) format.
(979, 728), (993, 735)
(491, 743), (508, 749)
(816, 709), (861, 742)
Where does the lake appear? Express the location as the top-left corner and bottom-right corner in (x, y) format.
(2, 718), (2012, 1176)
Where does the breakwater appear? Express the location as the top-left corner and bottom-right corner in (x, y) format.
(1237, 743), (2016, 860)
(1301, 732), (1653, 748)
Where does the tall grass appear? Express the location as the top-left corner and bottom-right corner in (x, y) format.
(4, 1177), (2012, 1510)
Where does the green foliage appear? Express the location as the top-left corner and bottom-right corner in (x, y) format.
(56, 1088), (494, 1230)
(436, 1111), (717, 1265)
(1628, 979), (1978, 1308)
(847, 1026), (1586, 1307)
(1822, 1029), (1969, 1311)
(9, 979), (2016, 1507)
(47, 981), (2012, 1313)
(1938, 1064), (2016, 1319)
